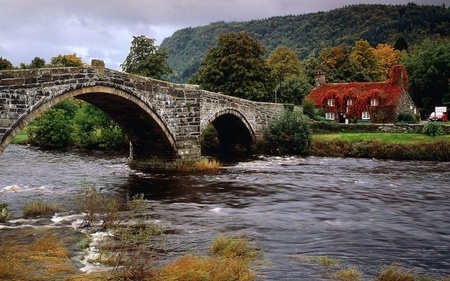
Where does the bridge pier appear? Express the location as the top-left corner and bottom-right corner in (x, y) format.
(127, 140), (202, 171)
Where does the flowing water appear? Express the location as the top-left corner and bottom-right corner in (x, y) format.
(1, 144), (449, 280)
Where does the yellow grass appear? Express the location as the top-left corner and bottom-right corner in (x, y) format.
(0, 230), (77, 280)
(176, 158), (221, 172)
(154, 254), (256, 281)
(23, 199), (64, 218)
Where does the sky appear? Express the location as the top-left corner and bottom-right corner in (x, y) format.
(1, 0), (448, 70)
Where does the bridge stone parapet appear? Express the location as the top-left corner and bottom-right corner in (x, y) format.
(0, 61), (285, 171)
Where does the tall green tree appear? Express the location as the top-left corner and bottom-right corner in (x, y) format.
(267, 46), (301, 102)
(20, 57), (46, 69)
(196, 32), (273, 101)
(401, 35), (450, 111)
(121, 35), (172, 79)
(0, 57), (14, 70)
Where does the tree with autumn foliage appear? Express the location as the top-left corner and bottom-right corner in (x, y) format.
(121, 35), (172, 79)
(350, 39), (384, 82)
(51, 53), (84, 67)
(373, 44), (401, 81)
(195, 32), (274, 101)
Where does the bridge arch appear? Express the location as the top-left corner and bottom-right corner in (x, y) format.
(201, 108), (256, 152)
(0, 85), (178, 167)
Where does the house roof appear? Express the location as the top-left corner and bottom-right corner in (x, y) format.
(307, 65), (408, 108)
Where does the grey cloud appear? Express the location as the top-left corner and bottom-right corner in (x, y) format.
(1, 0), (448, 69)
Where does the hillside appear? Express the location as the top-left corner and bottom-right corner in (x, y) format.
(160, 3), (450, 83)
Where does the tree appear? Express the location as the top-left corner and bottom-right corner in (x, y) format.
(20, 57), (46, 69)
(28, 100), (78, 148)
(51, 54), (84, 67)
(121, 35), (172, 79)
(316, 45), (356, 82)
(401, 35), (450, 112)
(350, 40), (383, 81)
(196, 32), (273, 101)
(267, 46), (301, 102)
(71, 102), (128, 150)
(263, 108), (312, 155)
(0, 57), (14, 70)
(394, 37), (408, 52)
(373, 44), (400, 81)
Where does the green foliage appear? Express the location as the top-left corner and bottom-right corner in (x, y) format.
(263, 108), (312, 155)
(196, 31), (274, 101)
(401, 35), (450, 112)
(50, 53), (84, 67)
(200, 124), (220, 154)
(121, 35), (172, 79)
(303, 98), (316, 119)
(422, 122), (444, 136)
(396, 112), (418, 123)
(29, 100), (77, 148)
(71, 102), (128, 150)
(162, 4), (450, 83)
(268, 45), (301, 101)
(0, 57), (14, 70)
(20, 57), (46, 69)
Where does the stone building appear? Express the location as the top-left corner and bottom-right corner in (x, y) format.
(307, 65), (417, 123)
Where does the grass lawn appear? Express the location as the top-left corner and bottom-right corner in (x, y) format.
(313, 132), (450, 144)
(11, 126), (36, 144)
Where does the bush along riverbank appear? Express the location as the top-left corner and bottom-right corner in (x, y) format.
(309, 121), (450, 161)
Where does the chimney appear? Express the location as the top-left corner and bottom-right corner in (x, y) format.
(315, 71), (326, 88)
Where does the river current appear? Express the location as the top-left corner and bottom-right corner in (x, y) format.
(1, 144), (449, 280)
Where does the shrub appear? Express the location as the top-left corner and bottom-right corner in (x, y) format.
(302, 98), (316, 119)
(210, 235), (260, 260)
(0, 203), (12, 222)
(422, 122), (443, 136)
(23, 200), (63, 218)
(263, 108), (312, 155)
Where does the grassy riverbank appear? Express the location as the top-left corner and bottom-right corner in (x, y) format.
(311, 133), (450, 161)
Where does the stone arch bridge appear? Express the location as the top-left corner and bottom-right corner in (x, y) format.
(0, 60), (284, 170)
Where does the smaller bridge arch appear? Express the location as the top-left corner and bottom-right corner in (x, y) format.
(202, 108), (256, 152)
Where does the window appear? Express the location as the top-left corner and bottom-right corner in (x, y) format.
(327, 99), (335, 106)
(347, 99), (353, 106)
(325, 112), (335, 120)
(370, 98), (378, 106)
(362, 111), (370, 120)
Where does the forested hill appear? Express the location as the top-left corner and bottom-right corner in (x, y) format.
(160, 3), (450, 83)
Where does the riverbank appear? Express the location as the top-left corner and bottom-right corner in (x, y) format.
(311, 133), (450, 161)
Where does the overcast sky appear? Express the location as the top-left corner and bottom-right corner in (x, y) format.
(1, 0), (448, 70)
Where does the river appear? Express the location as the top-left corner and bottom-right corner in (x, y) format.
(1, 144), (449, 280)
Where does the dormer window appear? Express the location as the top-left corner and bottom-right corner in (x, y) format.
(347, 99), (353, 106)
(370, 98), (378, 106)
(327, 99), (335, 106)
